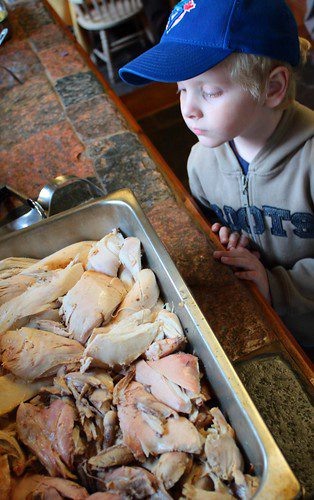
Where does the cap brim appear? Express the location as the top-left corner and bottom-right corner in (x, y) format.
(119, 41), (234, 85)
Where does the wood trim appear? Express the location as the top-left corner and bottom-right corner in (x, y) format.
(120, 82), (179, 121)
(44, 0), (314, 381)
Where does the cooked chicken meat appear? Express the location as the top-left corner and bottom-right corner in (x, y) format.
(0, 427), (25, 476)
(24, 241), (95, 273)
(117, 381), (202, 461)
(0, 454), (11, 500)
(88, 444), (134, 469)
(113, 269), (159, 323)
(1, 327), (84, 381)
(87, 231), (124, 276)
(0, 373), (47, 416)
(0, 231), (259, 500)
(17, 399), (76, 479)
(84, 321), (158, 368)
(0, 257), (38, 279)
(119, 237), (141, 279)
(11, 474), (89, 500)
(60, 271), (126, 344)
(152, 451), (192, 489)
(0, 263), (84, 334)
(205, 408), (244, 482)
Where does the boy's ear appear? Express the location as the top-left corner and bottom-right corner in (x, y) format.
(265, 66), (289, 108)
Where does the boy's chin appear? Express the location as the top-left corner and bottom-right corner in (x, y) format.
(197, 136), (225, 148)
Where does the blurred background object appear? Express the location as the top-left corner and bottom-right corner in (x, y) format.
(68, 0), (148, 84)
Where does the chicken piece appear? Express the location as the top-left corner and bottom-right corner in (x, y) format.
(55, 370), (114, 449)
(119, 237), (141, 279)
(232, 470), (260, 499)
(145, 310), (186, 361)
(89, 308), (152, 339)
(87, 230), (124, 276)
(205, 408), (244, 481)
(88, 494), (122, 500)
(113, 269), (159, 323)
(103, 410), (118, 449)
(147, 353), (200, 393)
(84, 322), (158, 368)
(152, 452), (192, 489)
(27, 307), (61, 323)
(0, 454), (11, 500)
(0, 257), (38, 279)
(60, 271), (126, 344)
(0, 263), (84, 335)
(183, 462), (214, 491)
(0, 273), (39, 306)
(88, 444), (134, 469)
(11, 475), (88, 500)
(118, 381), (202, 461)
(24, 241), (95, 273)
(0, 374), (45, 416)
(101, 466), (160, 498)
(183, 484), (234, 499)
(17, 399), (76, 479)
(118, 267), (134, 291)
(26, 318), (69, 337)
(136, 359), (192, 413)
(1, 328), (84, 381)
(0, 428), (25, 475)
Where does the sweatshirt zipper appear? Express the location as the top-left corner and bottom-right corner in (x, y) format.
(241, 174), (257, 243)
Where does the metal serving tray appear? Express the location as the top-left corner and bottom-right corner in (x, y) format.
(0, 189), (300, 499)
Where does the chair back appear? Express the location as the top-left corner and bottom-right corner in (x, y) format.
(70, 0), (143, 22)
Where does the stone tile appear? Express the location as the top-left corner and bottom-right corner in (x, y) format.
(29, 23), (67, 52)
(0, 75), (65, 150)
(236, 354), (314, 497)
(0, 41), (43, 91)
(0, 121), (95, 199)
(66, 94), (128, 142)
(38, 42), (86, 80)
(146, 197), (235, 289)
(87, 132), (172, 210)
(55, 71), (104, 108)
(3, 8), (26, 42)
(13, 1), (52, 36)
(189, 280), (276, 361)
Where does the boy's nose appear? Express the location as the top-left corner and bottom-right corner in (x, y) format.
(182, 99), (203, 120)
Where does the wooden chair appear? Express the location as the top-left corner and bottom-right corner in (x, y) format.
(69, 0), (147, 83)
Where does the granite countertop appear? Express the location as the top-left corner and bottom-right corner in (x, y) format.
(0, 0), (313, 495)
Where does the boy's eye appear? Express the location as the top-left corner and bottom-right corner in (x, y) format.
(202, 90), (222, 99)
(176, 88), (186, 95)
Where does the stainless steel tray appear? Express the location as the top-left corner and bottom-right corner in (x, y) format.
(0, 189), (300, 499)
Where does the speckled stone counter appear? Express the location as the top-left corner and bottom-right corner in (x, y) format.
(0, 0), (313, 495)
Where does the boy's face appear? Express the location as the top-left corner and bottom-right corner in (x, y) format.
(178, 61), (263, 148)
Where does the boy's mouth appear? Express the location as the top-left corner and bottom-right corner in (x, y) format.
(192, 128), (207, 136)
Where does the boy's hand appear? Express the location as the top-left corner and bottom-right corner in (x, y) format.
(212, 223), (250, 250)
(213, 247), (271, 303)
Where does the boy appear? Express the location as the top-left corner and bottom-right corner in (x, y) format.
(119, 0), (314, 348)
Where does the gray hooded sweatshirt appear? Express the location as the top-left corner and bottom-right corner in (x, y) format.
(188, 101), (314, 346)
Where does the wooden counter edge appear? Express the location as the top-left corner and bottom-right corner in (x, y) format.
(43, 0), (314, 383)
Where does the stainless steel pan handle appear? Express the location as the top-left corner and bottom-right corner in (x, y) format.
(37, 175), (104, 216)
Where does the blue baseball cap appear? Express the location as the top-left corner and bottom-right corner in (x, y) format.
(119, 0), (300, 85)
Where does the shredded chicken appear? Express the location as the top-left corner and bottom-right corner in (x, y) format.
(0, 231), (259, 499)
(1, 327), (84, 381)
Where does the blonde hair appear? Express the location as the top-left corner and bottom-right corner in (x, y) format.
(226, 37), (311, 109)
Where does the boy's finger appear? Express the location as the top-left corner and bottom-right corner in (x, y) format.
(227, 232), (240, 249)
(237, 234), (250, 248)
(219, 226), (230, 245)
(234, 270), (258, 281)
(212, 223), (221, 233)
(220, 255), (256, 270)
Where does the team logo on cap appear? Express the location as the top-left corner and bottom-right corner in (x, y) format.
(166, 0), (196, 34)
